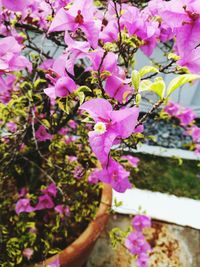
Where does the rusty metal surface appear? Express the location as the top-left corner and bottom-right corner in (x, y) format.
(87, 215), (200, 267)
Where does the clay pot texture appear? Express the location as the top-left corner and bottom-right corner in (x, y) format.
(29, 183), (112, 267)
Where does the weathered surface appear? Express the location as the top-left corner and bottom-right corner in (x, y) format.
(87, 215), (200, 267)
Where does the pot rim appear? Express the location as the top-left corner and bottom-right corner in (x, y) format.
(30, 183), (112, 267)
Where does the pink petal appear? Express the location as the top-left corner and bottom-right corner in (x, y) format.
(80, 98), (113, 121)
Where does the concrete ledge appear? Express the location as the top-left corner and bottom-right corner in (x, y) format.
(112, 188), (200, 230)
(130, 144), (200, 160)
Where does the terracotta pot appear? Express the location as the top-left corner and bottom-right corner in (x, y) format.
(29, 183), (112, 267)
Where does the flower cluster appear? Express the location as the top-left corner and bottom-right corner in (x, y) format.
(164, 101), (200, 153)
(1, 0), (200, 266)
(125, 215), (151, 267)
(15, 183), (70, 217)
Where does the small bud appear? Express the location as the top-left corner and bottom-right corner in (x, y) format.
(131, 70), (141, 92)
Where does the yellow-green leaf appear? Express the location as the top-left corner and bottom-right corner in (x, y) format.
(131, 70), (141, 91)
(139, 66), (159, 77)
(167, 74), (200, 97)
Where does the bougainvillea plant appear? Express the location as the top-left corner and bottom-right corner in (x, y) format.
(0, 0), (200, 266)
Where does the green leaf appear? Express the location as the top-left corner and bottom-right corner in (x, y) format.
(168, 53), (180, 61)
(139, 77), (166, 99)
(41, 119), (51, 128)
(34, 79), (47, 90)
(77, 92), (85, 105)
(150, 77), (166, 99)
(114, 197), (123, 208)
(139, 80), (152, 91)
(57, 99), (70, 114)
(139, 66), (159, 77)
(135, 93), (141, 106)
(167, 74), (200, 97)
(76, 86), (91, 93)
(131, 70), (141, 91)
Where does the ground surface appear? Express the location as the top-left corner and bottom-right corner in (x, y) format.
(87, 215), (200, 267)
(131, 153), (200, 200)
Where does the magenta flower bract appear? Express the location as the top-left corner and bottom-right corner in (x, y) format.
(136, 253), (149, 267)
(132, 215), (151, 232)
(35, 194), (54, 211)
(122, 155), (140, 168)
(44, 75), (76, 99)
(164, 101), (180, 117)
(105, 75), (132, 103)
(41, 183), (57, 197)
(2, 0), (31, 11)
(125, 231), (151, 255)
(0, 36), (31, 73)
(15, 198), (35, 215)
(0, 74), (16, 103)
(35, 125), (52, 142)
(55, 205), (70, 217)
(88, 169), (100, 184)
(177, 108), (196, 126)
(48, 0), (100, 48)
(80, 98), (139, 166)
(48, 257), (60, 267)
(195, 144), (200, 154)
(97, 159), (132, 193)
(6, 122), (17, 133)
(187, 125), (200, 142)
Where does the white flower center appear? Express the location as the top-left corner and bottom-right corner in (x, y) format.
(94, 122), (106, 135)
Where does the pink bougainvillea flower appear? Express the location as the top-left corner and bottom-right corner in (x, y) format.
(35, 194), (54, 210)
(6, 122), (17, 132)
(125, 231), (151, 255)
(1, 0), (31, 11)
(0, 74), (16, 103)
(187, 125), (200, 142)
(68, 120), (77, 129)
(159, 0), (200, 73)
(22, 248), (34, 260)
(18, 187), (28, 198)
(89, 50), (133, 102)
(35, 125), (52, 142)
(136, 253), (149, 267)
(48, 0), (100, 48)
(0, 36), (31, 73)
(164, 101), (180, 117)
(64, 33), (90, 74)
(99, 20), (118, 43)
(15, 198), (35, 215)
(132, 215), (151, 232)
(58, 127), (69, 135)
(122, 155), (140, 168)
(175, 21), (200, 74)
(89, 49), (118, 74)
(92, 159), (132, 193)
(41, 183), (57, 197)
(177, 108), (196, 126)
(88, 169), (100, 184)
(48, 257), (60, 267)
(55, 205), (70, 217)
(105, 75), (132, 103)
(195, 144), (200, 154)
(39, 59), (54, 70)
(80, 98), (139, 166)
(135, 124), (144, 133)
(161, 0), (200, 29)
(73, 165), (84, 179)
(44, 75), (76, 99)
(97, 159), (132, 193)
(55, 76), (76, 97)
